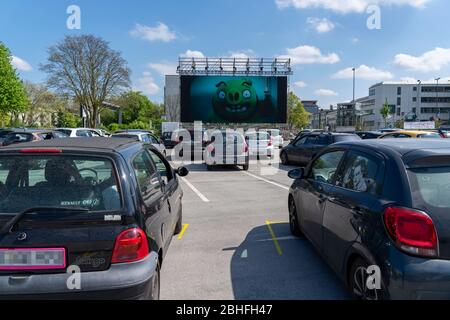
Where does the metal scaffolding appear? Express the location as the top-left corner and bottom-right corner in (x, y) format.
(177, 57), (292, 77)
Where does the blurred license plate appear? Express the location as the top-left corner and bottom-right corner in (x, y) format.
(0, 248), (66, 270)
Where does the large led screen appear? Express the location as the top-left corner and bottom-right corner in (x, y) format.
(180, 76), (287, 123)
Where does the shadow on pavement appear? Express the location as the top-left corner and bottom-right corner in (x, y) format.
(229, 223), (350, 300)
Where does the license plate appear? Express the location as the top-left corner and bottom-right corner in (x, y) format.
(0, 248), (66, 270)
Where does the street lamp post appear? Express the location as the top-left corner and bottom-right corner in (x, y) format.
(352, 68), (356, 128)
(416, 80), (421, 121)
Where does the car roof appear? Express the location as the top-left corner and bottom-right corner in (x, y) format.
(382, 130), (438, 135)
(335, 139), (450, 156)
(0, 137), (141, 153)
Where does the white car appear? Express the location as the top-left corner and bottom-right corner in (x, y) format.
(55, 128), (103, 138)
(267, 129), (284, 148)
(112, 131), (166, 156)
(245, 130), (274, 159)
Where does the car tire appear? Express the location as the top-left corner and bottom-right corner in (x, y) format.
(174, 208), (183, 235)
(143, 262), (160, 300)
(242, 164), (249, 171)
(281, 151), (289, 165)
(289, 197), (302, 237)
(349, 258), (385, 301)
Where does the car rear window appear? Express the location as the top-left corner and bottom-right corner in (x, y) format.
(0, 156), (121, 213)
(408, 167), (450, 208)
(417, 133), (441, 139)
(333, 135), (361, 142)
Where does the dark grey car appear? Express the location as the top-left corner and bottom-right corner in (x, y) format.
(288, 139), (450, 300)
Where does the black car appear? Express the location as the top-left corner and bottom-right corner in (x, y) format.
(355, 131), (383, 140)
(280, 133), (360, 166)
(0, 138), (188, 299)
(288, 139), (450, 300)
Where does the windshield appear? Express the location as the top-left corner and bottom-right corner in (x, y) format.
(418, 133), (441, 139)
(0, 156), (121, 214)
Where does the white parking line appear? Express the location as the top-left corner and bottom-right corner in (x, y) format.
(243, 171), (290, 191)
(180, 177), (210, 202)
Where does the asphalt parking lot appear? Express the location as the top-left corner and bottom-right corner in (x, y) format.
(161, 158), (351, 300)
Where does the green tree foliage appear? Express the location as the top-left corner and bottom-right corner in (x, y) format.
(380, 99), (390, 128)
(287, 92), (310, 130)
(106, 91), (164, 134)
(55, 110), (79, 128)
(0, 43), (29, 119)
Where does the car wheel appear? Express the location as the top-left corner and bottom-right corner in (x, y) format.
(242, 164), (249, 171)
(281, 151), (289, 165)
(174, 208), (183, 235)
(349, 258), (385, 301)
(150, 263), (161, 300)
(289, 197), (302, 237)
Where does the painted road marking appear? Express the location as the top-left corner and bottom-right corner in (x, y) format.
(178, 224), (189, 240)
(180, 177), (210, 202)
(257, 236), (300, 242)
(265, 220), (283, 256)
(243, 172), (289, 191)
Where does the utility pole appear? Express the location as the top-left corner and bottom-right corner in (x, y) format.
(352, 67), (356, 128)
(436, 77), (441, 120)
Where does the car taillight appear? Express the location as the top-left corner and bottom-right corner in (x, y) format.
(384, 207), (438, 257)
(21, 149), (63, 154)
(111, 228), (149, 264)
(244, 141), (249, 153)
(268, 137), (273, 147)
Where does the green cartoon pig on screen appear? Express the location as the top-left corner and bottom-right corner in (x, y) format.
(212, 79), (258, 122)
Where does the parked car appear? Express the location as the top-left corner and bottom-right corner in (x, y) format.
(112, 132), (166, 156)
(55, 128), (102, 138)
(355, 131), (383, 140)
(161, 131), (177, 149)
(172, 129), (208, 162)
(0, 129), (16, 146)
(266, 129), (284, 148)
(2, 130), (67, 147)
(288, 139), (450, 300)
(0, 137), (189, 299)
(379, 130), (442, 139)
(245, 130), (274, 159)
(280, 132), (361, 166)
(205, 130), (249, 171)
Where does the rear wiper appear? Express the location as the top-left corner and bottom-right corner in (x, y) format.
(0, 207), (90, 235)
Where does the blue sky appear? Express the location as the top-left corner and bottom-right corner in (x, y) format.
(1, 0), (450, 107)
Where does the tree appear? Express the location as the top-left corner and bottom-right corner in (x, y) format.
(21, 82), (66, 127)
(0, 42), (28, 122)
(55, 109), (79, 128)
(380, 99), (390, 128)
(287, 92), (310, 130)
(40, 35), (131, 128)
(116, 91), (163, 124)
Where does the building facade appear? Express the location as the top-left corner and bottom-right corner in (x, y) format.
(359, 81), (450, 130)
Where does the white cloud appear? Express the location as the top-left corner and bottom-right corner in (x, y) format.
(130, 22), (176, 42)
(228, 50), (256, 59)
(351, 37), (359, 44)
(400, 77), (418, 83)
(275, 0), (431, 14)
(294, 81), (307, 88)
(180, 50), (205, 58)
(394, 48), (450, 72)
(134, 72), (160, 95)
(307, 17), (335, 33)
(148, 63), (177, 76)
(315, 89), (338, 96)
(280, 45), (340, 65)
(332, 65), (394, 81)
(11, 56), (32, 72)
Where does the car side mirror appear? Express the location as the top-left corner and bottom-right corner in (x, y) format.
(288, 168), (305, 180)
(176, 166), (189, 177)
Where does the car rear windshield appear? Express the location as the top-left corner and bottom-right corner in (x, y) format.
(0, 156), (122, 214)
(417, 133), (441, 139)
(333, 135), (360, 142)
(56, 129), (72, 136)
(408, 167), (450, 208)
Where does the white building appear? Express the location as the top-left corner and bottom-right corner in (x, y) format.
(358, 81), (450, 130)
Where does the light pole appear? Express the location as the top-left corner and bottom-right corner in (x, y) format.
(416, 80), (421, 121)
(352, 67), (356, 128)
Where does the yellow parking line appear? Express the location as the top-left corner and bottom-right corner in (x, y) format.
(269, 221), (289, 225)
(265, 220), (283, 256)
(178, 224), (189, 240)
